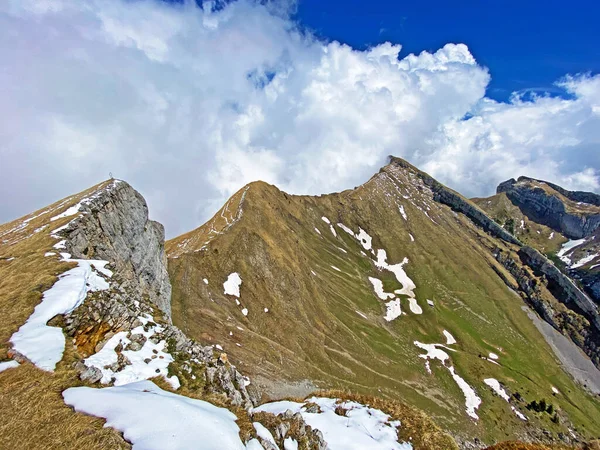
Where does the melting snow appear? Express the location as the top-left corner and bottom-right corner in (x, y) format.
(414, 341), (481, 420)
(375, 250), (417, 301)
(571, 253), (599, 269)
(0, 360), (20, 373)
(321, 217), (331, 224)
(488, 353), (499, 360)
(44, 252), (56, 257)
(203, 278), (209, 285)
(384, 299), (402, 321)
(552, 386), (560, 394)
(484, 378), (527, 421)
(427, 299), (434, 307)
(253, 422), (277, 447)
(264, 308), (269, 313)
(337, 223), (354, 236)
(398, 205), (407, 221)
(443, 330), (456, 345)
(483, 378), (510, 402)
(407, 298), (422, 314)
(355, 310), (368, 319)
(557, 239), (587, 266)
(409, 233), (414, 242)
(224, 272), (242, 297)
(242, 308), (249, 316)
(284, 438), (298, 450)
(368, 277), (395, 300)
(10, 253), (110, 371)
(448, 367), (481, 420)
(549, 232), (554, 239)
(329, 225), (337, 237)
(331, 265), (342, 272)
(356, 228), (372, 251)
(83, 315), (178, 388)
(314, 227), (322, 235)
(254, 397), (412, 450)
(63, 380), (248, 450)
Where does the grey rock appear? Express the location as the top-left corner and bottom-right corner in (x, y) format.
(62, 180), (172, 320)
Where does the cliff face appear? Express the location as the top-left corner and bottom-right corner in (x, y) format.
(61, 180), (172, 320)
(497, 177), (600, 239)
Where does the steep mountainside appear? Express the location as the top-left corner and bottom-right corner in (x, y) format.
(1, 180), (333, 450)
(474, 177), (600, 309)
(167, 157), (600, 447)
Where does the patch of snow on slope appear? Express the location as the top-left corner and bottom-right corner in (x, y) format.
(407, 298), (422, 314)
(253, 422), (278, 448)
(10, 253), (110, 371)
(398, 205), (407, 220)
(427, 299), (434, 307)
(368, 277), (395, 300)
(331, 265), (342, 272)
(483, 378), (510, 402)
(557, 239), (587, 266)
(321, 217), (331, 224)
(409, 233), (414, 242)
(375, 250), (417, 301)
(355, 310), (368, 319)
(203, 278), (209, 285)
(254, 397), (412, 450)
(314, 227), (321, 235)
(549, 232), (554, 239)
(449, 367), (481, 420)
(337, 223), (354, 236)
(571, 253), (599, 269)
(552, 386), (560, 394)
(488, 353), (499, 360)
(356, 228), (372, 250)
(0, 360), (20, 373)
(330, 225), (337, 237)
(63, 380), (247, 450)
(443, 330), (456, 345)
(284, 438), (298, 450)
(384, 299), (402, 321)
(224, 272), (242, 297)
(414, 340), (481, 420)
(484, 378), (527, 421)
(242, 308), (249, 316)
(83, 315), (179, 388)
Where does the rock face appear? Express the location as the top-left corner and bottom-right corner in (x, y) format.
(497, 177), (600, 239)
(63, 180), (172, 320)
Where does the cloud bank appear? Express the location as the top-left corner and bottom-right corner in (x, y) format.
(1, 0), (599, 237)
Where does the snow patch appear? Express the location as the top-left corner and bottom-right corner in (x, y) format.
(384, 299), (402, 321)
(449, 366), (481, 420)
(398, 205), (407, 221)
(368, 277), (395, 300)
(242, 308), (249, 316)
(571, 253), (599, 269)
(254, 397), (412, 450)
(224, 272), (242, 297)
(203, 278), (209, 285)
(321, 216), (331, 224)
(557, 239), (587, 266)
(443, 330), (456, 345)
(426, 299), (434, 307)
(0, 360), (20, 373)
(488, 353), (499, 360)
(83, 315), (177, 387)
(10, 253), (110, 371)
(63, 380), (247, 450)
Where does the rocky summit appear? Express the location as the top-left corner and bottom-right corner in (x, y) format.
(2, 158), (600, 450)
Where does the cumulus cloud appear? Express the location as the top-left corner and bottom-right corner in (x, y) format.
(0, 0), (599, 236)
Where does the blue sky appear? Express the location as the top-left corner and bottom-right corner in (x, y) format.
(294, 0), (599, 101)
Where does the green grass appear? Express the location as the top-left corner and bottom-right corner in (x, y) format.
(167, 167), (600, 446)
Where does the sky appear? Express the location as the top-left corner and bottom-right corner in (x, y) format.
(1, 0), (599, 238)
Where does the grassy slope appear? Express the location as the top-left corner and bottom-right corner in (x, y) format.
(0, 180), (132, 449)
(168, 164), (600, 445)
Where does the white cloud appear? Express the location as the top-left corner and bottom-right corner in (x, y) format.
(0, 0), (598, 237)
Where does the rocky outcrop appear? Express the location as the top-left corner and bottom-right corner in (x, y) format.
(498, 177), (600, 239)
(519, 246), (600, 330)
(387, 157), (521, 245)
(62, 180), (172, 319)
(65, 279), (258, 409)
(494, 248), (600, 368)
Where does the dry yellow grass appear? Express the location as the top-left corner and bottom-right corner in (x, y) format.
(0, 362), (129, 450)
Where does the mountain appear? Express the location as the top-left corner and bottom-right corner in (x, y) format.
(0, 180), (330, 450)
(2, 161), (600, 449)
(474, 176), (600, 303)
(167, 157), (600, 447)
